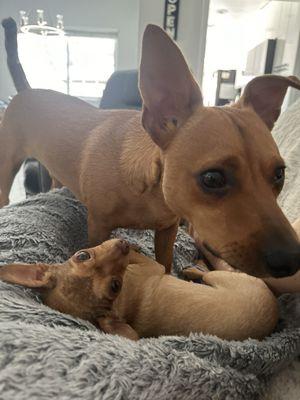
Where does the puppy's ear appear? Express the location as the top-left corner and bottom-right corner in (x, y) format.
(139, 24), (202, 150)
(236, 75), (300, 130)
(98, 315), (139, 341)
(0, 263), (55, 288)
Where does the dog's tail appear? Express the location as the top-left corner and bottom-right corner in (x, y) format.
(2, 17), (30, 92)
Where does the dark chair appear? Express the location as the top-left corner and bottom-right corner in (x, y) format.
(23, 69), (141, 196)
(100, 69), (142, 110)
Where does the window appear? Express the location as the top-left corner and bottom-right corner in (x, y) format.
(18, 31), (117, 106)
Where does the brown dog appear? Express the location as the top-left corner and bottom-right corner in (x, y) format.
(0, 238), (139, 340)
(1, 18), (300, 277)
(0, 244), (278, 341)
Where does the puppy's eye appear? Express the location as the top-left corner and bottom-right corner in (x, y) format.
(273, 166), (285, 186)
(111, 278), (122, 294)
(197, 170), (227, 193)
(75, 251), (91, 262)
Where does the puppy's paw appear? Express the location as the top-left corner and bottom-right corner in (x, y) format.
(181, 260), (210, 282)
(129, 243), (141, 252)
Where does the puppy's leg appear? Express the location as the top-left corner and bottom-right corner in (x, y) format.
(155, 221), (179, 273)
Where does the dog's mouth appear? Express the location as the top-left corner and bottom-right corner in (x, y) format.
(200, 242), (236, 272)
(202, 242), (220, 258)
(200, 242), (300, 279)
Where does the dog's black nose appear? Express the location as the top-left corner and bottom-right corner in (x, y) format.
(265, 248), (300, 278)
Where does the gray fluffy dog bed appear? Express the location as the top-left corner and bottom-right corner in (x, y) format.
(0, 188), (299, 400)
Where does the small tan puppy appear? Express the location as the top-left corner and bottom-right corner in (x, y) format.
(0, 243), (278, 341)
(0, 238), (139, 340)
(1, 18), (300, 277)
(115, 251), (278, 340)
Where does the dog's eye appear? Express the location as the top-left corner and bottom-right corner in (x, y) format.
(75, 251), (91, 262)
(274, 166), (285, 185)
(197, 170), (227, 192)
(111, 278), (122, 294)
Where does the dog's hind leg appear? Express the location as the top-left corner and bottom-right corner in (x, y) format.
(0, 122), (25, 207)
(0, 156), (23, 207)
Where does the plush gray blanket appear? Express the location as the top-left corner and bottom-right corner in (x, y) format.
(0, 188), (299, 400)
(273, 97), (300, 224)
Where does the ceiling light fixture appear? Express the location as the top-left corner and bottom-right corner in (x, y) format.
(19, 9), (64, 36)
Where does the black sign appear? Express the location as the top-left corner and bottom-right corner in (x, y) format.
(163, 0), (180, 40)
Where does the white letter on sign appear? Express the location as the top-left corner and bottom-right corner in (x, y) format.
(166, 16), (175, 27)
(167, 4), (176, 13)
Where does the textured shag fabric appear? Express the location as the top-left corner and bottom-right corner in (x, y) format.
(273, 98), (300, 224)
(261, 97), (300, 399)
(0, 188), (299, 400)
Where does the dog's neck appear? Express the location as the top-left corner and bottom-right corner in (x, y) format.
(121, 125), (163, 194)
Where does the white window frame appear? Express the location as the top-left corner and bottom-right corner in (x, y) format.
(64, 29), (118, 106)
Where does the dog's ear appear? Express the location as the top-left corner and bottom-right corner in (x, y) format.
(98, 315), (139, 341)
(139, 24), (202, 150)
(0, 263), (55, 288)
(237, 75), (300, 130)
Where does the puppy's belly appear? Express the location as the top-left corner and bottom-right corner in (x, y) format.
(119, 272), (278, 340)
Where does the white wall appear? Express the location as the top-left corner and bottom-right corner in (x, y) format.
(138, 0), (210, 86)
(0, 0), (140, 100)
(0, 0), (210, 100)
(3, 1), (297, 107)
(202, 0), (300, 106)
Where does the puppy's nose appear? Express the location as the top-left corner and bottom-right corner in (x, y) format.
(265, 248), (300, 278)
(116, 239), (130, 255)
